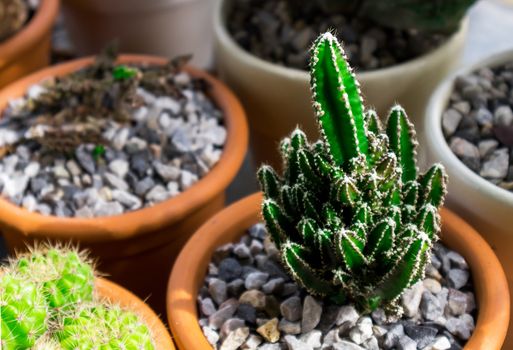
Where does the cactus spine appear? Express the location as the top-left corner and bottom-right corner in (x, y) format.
(258, 32), (447, 315)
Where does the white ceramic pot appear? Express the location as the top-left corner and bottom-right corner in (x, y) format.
(62, 0), (214, 68)
(425, 49), (513, 348)
(214, 0), (469, 168)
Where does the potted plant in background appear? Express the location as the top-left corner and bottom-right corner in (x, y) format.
(60, 0), (215, 69)
(167, 33), (509, 350)
(0, 48), (248, 316)
(214, 0), (476, 168)
(0, 245), (174, 349)
(0, 0), (59, 88)
(425, 48), (513, 348)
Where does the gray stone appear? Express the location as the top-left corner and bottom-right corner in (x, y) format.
(257, 344), (281, 350)
(221, 318), (246, 338)
(93, 201), (124, 217)
(280, 296), (302, 322)
(234, 243), (252, 259)
(245, 272), (269, 290)
(113, 127), (130, 150)
(474, 107), (493, 126)
(154, 161), (180, 181)
(383, 324), (404, 349)
(447, 289), (468, 316)
(209, 299), (238, 329)
(299, 330), (322, 348)
(278, 319), (301, 335)
(426, 336), (451, 350)
(108, 159), (129, 178)
(242, 334), (262, 349)
(111, 189), (142, 209)
(301, 296), (322, 333)
(75, 145), (96, 174)
(145, 185), (169, 202)
(219, 258), (243, 281)
(445, 314), (474, 340)
(180, 169), (199, 190)
(402, 282), (424, 317)
(104, 172), (129, 191)
(481, 148), (509, 179)
(200, 297), (217, 316)
(209, 278), (228, 305)
(283, 335), (312, 350)
(362, 336), (379, 350)
(478, 139), (499, 158)
(262, 277), (285, 294)
(24, 162), (40, 177)
(202, 326), (220, 346)
(494, 105), (513, 127)
(449, 137), (480, 160)
(239, 290), (266, 309)
(331, 341), (365, 350)
(349, 317), (373, 344)
(236, 303), (257, 324)
(442, 109), (462, 136)
(423, 278), (442, 294)
(336, 305), (360, 327)
(227, 279), (245, 297)
(421, 291), (444, 321)
(447, 269), (470, 289)
(404, 324), (437, 348)
(397, 336), (417, 350)
(220, 327), (249, 350)
(135, 177), (155, 196)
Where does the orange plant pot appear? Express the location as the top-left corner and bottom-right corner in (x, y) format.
(96, 277), (175, 349)
(0, 0), (59, 89)
(167, 193), (510, 350)
(0, 55), (248, 316)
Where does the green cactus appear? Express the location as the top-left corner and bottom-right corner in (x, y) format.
(0, 273), (48, 349)
(258, 32), (447, 315)
(15, 246), (95, 312)
(57, 304), (154, 350)
(288, 0), (475, 33)
(1, 246), (155, 349)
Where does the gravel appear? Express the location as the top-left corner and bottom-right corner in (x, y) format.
(443, 63), (513, 191)
(227, 0), (447, 72)
(198, 224), (476, 349)
(0, 70), (225, 217)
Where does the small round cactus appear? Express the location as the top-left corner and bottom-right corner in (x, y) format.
(0, 246), (155, 349)
(57, 304), (154, 350)
(0, 273), (48, 349)
(15, 246), (95, 312)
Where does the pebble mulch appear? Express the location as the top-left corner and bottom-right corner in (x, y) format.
(227, 0), (447, 72)
(198, 224), (476, 350)
(443, 63), (513, 191)
(0, 71), (226, 217)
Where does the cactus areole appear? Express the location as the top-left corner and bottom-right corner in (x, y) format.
(258, 32), (448, 316)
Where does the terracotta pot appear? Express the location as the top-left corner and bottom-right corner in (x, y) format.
(0, 0), (59, 89)
(61, 0), (215, 69)
(167, 193), (510, 350)
(425, 48), (513, 348)
(0, 55), (248, 316)
(96, 277), (175, 349)
(214, 0), (469, 169)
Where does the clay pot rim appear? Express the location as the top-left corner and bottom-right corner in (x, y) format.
(167, 192), (510, 350)
(96, 277), (175, 349)
(214, 0), (469, 82)
(0, 54), (248, 242)
(0, 0), (60, 68)
(426, 48), (513, 206)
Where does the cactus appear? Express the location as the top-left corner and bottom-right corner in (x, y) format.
(0, 273), (48, 350)
(1, 246), (154, 349)
(57, 304), (154, 350)
(258, 32), (447, 315)
(15, 246), (95, 312)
